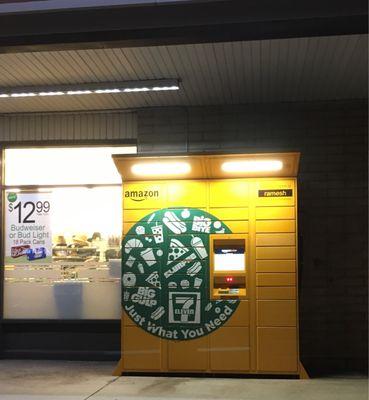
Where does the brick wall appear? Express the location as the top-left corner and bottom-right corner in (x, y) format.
(137, 100), (368, 375)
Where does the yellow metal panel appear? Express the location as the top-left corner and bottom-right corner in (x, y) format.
(257, 300), (297, 326)
(224, 220), (249, 233)
(257, 327), (298, 372)
(123, 182), (166, 209)
(168, 337), (208, 371)
(256, 273), (296, 286)
(247, 181), (257, 372)
(257, 179), (295, 190)
(257, 287), (296, 300)
(167, 180), (207, 207)
(256, 197), (295, 207)
(210, 327), (250, 371)
(224, 300), (249, 327)
(209, 180), (249, 207)
(256, 260), (296, 273)
(117, 174), (299, 376)
(123, 209), (158, 222)
(123, 222), (135, 235)
(256, 246), (296, 260)
(123, 326), (161, 371)
(209, 207), (249, 220)
(256, 220), (295, 233)
(255, 206), (295, 220)
(123, 310), (135, 326)
(256, 233), (296, 246)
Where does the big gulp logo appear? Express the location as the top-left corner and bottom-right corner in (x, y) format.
(125, 189), (159, 202)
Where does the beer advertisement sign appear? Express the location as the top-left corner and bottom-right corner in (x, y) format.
(5, 192), (52, 264)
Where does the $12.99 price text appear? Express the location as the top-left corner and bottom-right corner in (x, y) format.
(8, 201), (51, 224)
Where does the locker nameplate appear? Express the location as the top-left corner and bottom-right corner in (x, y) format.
(258, 189), (293, 197)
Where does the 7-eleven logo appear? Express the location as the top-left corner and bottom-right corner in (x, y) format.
(168, 292), (201, 324)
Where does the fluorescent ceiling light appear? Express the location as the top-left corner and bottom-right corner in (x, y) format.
(221, 160), (283, 173)
(0, 79), (180, 99)
(10, 93), (36, 97)
(39, 91), (64, 96)
(131, 162), (191, 177)
(123, 87), (150, 92)
(94, 88), (121, 94)
(67, 90), (92, 95)
(152, 86), (179, 91)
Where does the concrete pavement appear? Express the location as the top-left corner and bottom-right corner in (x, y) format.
(0, 360), (367, 400)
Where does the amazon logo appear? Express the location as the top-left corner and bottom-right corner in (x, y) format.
(125, 190), (159, 202)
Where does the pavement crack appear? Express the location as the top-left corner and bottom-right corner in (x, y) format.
(83, 376), (120, 400)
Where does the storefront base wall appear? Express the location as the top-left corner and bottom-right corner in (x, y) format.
(0, 321), (120, 361)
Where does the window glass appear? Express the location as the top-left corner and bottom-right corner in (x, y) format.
(3, 146), (134, 319)
(4, 146), (135, 185)
(4, 187), (122, 319)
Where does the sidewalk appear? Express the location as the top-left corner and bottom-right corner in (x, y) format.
(0, 360), (367, 400)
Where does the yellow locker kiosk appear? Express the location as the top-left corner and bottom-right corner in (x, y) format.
(113, 152), (308, 378)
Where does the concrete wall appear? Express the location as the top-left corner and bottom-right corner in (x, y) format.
(137, 100), (368, 374)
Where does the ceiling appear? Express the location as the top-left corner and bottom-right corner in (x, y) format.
(0, 34), (367, 113)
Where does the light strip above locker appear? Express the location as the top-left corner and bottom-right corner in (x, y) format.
(113, 152), (300, 181)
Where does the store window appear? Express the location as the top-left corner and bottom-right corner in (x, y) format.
(3, 146), (135, 319)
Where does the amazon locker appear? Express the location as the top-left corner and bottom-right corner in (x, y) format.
(113, 152), (308, 377)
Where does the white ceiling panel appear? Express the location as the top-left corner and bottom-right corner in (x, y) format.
(0, 34), (366, 113)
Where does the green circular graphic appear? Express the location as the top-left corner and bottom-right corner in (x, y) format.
(122, 208), (240, 341)
(7, 192), (17, 202)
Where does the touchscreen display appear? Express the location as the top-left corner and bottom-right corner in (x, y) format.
(214, 247), (245, 271)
